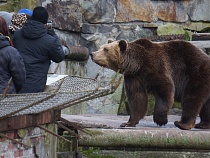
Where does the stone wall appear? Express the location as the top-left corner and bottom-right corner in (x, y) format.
(0, 124), (57, 158)
(44, 0), (210, 115)
(44, 0), (210, 50)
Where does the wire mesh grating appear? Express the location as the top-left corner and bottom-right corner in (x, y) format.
(0, 75), (122, 119)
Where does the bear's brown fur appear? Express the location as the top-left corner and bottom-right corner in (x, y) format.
(91, 38), (210, 130)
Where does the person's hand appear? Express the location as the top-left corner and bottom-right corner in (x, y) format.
(47, 28), (56, 36)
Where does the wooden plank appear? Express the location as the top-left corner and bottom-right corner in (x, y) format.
(0, 110), (61, 132)
(192, 33), (210, 41)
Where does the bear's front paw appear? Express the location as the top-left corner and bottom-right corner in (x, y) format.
(153, 113), (168, 126)
(174, 121), (194, 130)
(120, 122), (136, 127)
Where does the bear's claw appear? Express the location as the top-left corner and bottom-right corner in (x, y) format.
(120, 122), (136, 127)
(153, 113), (168, 126)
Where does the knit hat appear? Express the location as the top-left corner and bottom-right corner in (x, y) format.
(9, 13), (27, 33)
(31, 6), (48, 24)
(18, 8), (32, 16)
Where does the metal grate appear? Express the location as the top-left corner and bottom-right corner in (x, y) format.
(0, 74), (122, 119)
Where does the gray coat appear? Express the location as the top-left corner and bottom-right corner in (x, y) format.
(0, 35), (26, 94)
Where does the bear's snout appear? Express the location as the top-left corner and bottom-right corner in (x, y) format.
(90, 52), (95, 60)
(90, 51), (99, 61)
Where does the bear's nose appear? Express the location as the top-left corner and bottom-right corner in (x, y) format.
(90, 52), (93, 59)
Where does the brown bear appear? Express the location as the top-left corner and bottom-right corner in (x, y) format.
(90, 38), (210, 130)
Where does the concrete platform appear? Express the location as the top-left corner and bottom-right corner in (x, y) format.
(61, 114), (200, 129)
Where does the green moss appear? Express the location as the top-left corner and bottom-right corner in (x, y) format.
(15, 0), (38, 11)
(183, 30), (193, 41)
(87, 129), (103, 135)
(44, 124), (57, 144)
(81, 147), (116, 158)
(182, 22), (210, 32)
(17, 129), (27, 138)
(57, 136), (72, 152)
(173, 101), (181, 109)
(157, 23), (185, 36)
(0, 0), (38, 12)
(147, 95), (155, 115)
(117, 84), (129, 115)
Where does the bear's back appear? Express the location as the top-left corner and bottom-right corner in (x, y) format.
(132, 39), (209, 63)
(162, 40), (209, 65)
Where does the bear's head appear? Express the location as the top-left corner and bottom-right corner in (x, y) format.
(91, 39), (128, 73)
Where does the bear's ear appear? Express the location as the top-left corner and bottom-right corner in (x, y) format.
(119, 40), (127, 52)
(108, 39), (114, 43)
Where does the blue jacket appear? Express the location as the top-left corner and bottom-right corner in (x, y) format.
(0, 35), (26, 94)
(13, 20), (65, 93)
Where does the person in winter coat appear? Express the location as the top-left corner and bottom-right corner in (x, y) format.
(0, 16), (26, 94)
(13, 6), (65, 93)
(0, 11), (13, 26)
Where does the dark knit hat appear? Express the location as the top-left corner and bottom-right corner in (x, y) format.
(31, 6), (48, 24)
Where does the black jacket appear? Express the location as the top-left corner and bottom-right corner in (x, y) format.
(13, 20), (65, 93)
(0, 35), (26, 94)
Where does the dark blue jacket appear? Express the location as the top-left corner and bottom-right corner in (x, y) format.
(13, 20), (65, 93)
(0, 35), (26, 94)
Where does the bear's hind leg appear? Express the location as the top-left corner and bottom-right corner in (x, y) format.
(174, 84), (210, 130)
(174, 97), (202, 130)
(195, 98), (210, 129)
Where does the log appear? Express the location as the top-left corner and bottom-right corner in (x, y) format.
(62, 115), (209, 150)
(78, 128), (210, 150)
(65, 46), (89, 61)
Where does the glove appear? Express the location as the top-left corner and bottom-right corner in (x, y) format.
(47, 28), (56, 36)
(62, 45), (70, 56)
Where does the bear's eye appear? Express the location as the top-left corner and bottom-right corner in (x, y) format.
(104, 48), (108, 52)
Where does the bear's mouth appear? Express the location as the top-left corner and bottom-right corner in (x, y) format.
(90, 54), (107, 67)
(93, 60), (107, 67)
(91, 57), (107, 68)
